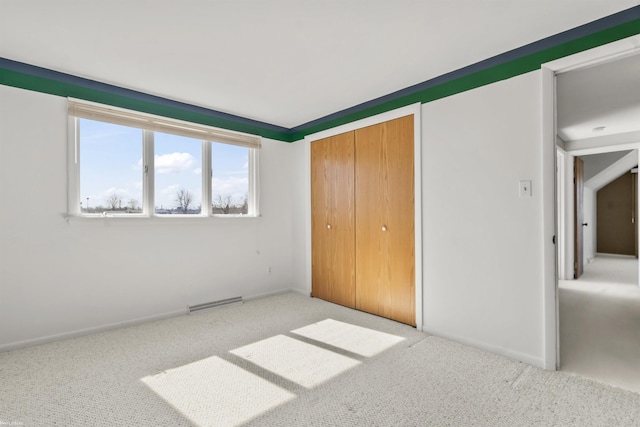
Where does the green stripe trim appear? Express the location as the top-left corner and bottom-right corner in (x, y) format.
(1, 13), (639, 143)
(288, 17), (640, 141)
(0, 69), (292, 142)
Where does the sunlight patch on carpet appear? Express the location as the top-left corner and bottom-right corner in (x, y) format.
(291, 319), (405, 357)
(141, 356), (294, 427)
(230, 334), (360, 389)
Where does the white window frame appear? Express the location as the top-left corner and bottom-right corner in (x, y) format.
(67, 100), (261, 219)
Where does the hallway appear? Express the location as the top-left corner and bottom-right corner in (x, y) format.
(560, 254), (640, 393)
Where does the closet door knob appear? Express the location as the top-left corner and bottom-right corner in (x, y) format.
(381, 225), (387, 231)
(327, 224), (332, 229)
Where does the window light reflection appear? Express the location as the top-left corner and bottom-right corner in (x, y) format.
(291, 319), (405, 357)
(141, 356), (294, 427)
(230, 334), (360, 389)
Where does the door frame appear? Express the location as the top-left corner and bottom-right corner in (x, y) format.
(574, 157), (585, 279)
(542, 34), (640, 370)
(303, 103), (423, 330)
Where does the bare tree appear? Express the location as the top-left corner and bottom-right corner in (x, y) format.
(127, 198), (139, 211)
(239, 193), (248, 214)
(213, 194), (234, 214)
(176, 189), (193, 213)
(106, 193), (122, 210)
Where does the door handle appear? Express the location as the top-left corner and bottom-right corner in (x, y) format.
(582, 223), (588, 227)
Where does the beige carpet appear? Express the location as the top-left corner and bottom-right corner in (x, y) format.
(1, 292), (639, 426)
(560, 254), (640, 393)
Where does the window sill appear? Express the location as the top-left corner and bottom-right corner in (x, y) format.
(64, 214), (262, 223)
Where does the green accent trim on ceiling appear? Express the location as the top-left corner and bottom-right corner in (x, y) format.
(1, 11), (639, 144)
(0, 69), (293, 142)
(288, 17), (640, 141)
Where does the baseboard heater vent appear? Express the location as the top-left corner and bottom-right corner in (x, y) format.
(189, 296), (243, 313)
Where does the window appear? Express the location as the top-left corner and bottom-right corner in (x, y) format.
(154, 132), (203, 215)
(212, 142), (249, 215)
(79, 119), (143, 214)
(68, 100), (260, 217)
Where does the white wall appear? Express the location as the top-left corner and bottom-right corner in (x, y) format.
(290, 141), (309, 296)
(289, 71), (548, 366)
(0, 85), (297, 350)
(583, 187), (597, 262)
(558, 151), (575, 281)
(421, 71), (545, 367)
(2, 70), (551, 366)
(582, 151), (631, 181)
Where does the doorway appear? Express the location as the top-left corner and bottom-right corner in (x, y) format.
(553, 50), (640, 392)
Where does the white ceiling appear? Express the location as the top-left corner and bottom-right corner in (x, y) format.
(1, 1), (638, 128)
(581, 150), (631, 181)
(557, 52), (640, 142)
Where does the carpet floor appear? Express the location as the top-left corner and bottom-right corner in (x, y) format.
(560, 254), (640, 393)
(1, 292), (639, 426)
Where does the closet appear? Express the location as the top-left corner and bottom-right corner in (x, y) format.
(311, 115), (415, 326)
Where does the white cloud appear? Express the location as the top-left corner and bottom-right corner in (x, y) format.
(212, 176), (248, 200)
(100, 187), (133, 203)
(156, 184), (205, 210)
(193, 168), (202, 175)
(155, 184), (181, 209)
(155, 152), (195, 174)
(161, 184), (181, 196)
(104, 187), (130, 196)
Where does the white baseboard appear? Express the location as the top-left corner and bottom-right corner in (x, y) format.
(596, 252), (637, 259)
(289, 287), (310, 297)
(423, 328), (546, 369)
(244, 287), (308, 301)
(0, 308), (188, 353)
(2, 289), (316, 353)
(1, 304), (543, 366)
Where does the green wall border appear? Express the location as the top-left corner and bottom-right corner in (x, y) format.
(288, 16), (640, 141)
(1, 6), (639, 143)
(0, 68), (290, 141)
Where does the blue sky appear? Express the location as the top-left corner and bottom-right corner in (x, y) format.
(80, 119), (248, 211)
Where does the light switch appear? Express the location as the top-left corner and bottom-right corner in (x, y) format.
(519, 180), (532, 198)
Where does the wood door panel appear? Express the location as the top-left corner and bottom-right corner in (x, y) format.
(597, 172), (636, 256)
(311, 132), (356, 308)
(354, 115), (415, 325)
(574, 157), (584, 278)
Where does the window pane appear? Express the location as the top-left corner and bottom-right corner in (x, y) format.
(154, 133), (202, 215)
(212, 143), (249, 215)
(79, 119), (143, 214)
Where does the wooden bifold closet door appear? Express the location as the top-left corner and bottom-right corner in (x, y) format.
(354, 116), (415, 326)
(311, 131), (356, 308)
(311, 115), (415, 326)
